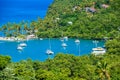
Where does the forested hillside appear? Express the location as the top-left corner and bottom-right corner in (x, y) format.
(40, 0), (120, 39)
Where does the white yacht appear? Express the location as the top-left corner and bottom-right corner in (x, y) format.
(92, 47), (106, 55)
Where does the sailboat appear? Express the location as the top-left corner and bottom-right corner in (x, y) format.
(19, 30), (27, 47)
(17, 30), (27, 51)
(46, 49), (54, 55)
(75, 33), (80, 44)
(60, 31), (68, 47)
(75, 39), (80, 44)
(46, 38), (54, 55)
(75, 39), (80, 56)
(61, 42), (67, 47)
(19, 42), (27, 47)
(61, 41), (67, 51)
(17, 46), (23, 50)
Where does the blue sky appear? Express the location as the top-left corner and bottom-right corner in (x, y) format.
(0, 0), (53, 10)
(0, 0), (53, 24)
(0, 0), (53, 16)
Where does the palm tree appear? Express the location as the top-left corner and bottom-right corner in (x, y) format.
(15, 24), (21, 36)
(30, 21), (36, 34)
(2, 25), (7, 36)
(23, 24), (29, 35)
(96, 61), (110, 80)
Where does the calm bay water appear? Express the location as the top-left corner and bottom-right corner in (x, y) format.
(0, 39), (105, 62)
(0, 1), (105, 62)
(0, 0), (53, 25)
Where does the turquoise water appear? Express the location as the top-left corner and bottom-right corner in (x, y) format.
(0, 39), (105, 62)
(0, 1), (105, 62)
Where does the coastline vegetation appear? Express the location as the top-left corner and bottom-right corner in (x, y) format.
(0, 0), (120, 79)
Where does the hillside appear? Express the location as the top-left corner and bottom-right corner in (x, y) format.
(42, 0), (120, 39)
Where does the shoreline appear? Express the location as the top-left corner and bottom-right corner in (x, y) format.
(0, 36), (106, 42)
(0, 34), (38, 42)
(0, 37), (26, 42)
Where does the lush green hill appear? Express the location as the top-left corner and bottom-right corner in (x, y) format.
(41, 0), (120, 39)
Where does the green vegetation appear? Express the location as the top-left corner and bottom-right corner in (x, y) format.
(105, 38), (120, 55)
(0, 55), (11, 70)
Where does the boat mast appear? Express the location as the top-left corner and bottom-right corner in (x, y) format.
(78, 44), (80, 56)
(49, 38), (51, 50)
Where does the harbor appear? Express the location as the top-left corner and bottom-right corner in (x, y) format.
(0, 38), (105, 62)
